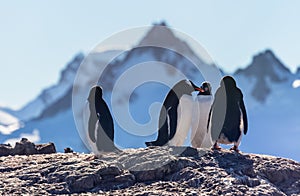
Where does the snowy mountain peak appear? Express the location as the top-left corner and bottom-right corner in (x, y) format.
(236, 49), (291, 82)
(234, 49), (293, 103)
(137, 23), (205, 66)
(138, 22), (181, 47)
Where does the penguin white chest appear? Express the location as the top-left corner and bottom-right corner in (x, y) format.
(168, 94), (194, 146)
(191, 95), (213, 148)
(83, 102), (99, 153)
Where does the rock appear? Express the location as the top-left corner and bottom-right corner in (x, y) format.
(69, 174), (99, 192)
(0, 144), (13, 156)
(64, 147), (73, 153)
(169, 146), (199, 157)
(96, 166), (121, 176)
(36, 143), (56, 154)
(0, 146), (299, 195)
(13, 138), (38, 155)
(0, 138), (56, 156)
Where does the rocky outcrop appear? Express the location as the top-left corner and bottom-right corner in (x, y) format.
(0, 145), (299, 195)
(0, 138), (56, 156)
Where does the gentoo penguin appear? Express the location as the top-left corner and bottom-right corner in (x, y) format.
(145, 80), (202, 146)
(207, 76), (248, 152)
(85, 85), (117, 152)
(191, 82), (214, 148)
(167, 93), (194, 146)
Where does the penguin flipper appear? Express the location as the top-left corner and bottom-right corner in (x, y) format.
(207, 106), (213, 132)
(239, 95), (248, 135)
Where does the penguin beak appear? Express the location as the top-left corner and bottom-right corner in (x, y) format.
(189, 80), (204, 92)
(195, 87), (204, 92)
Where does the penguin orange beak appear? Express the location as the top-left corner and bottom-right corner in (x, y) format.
(195, 87), (204, 92)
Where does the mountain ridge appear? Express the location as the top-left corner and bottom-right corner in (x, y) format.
(234, 49), (295, 103)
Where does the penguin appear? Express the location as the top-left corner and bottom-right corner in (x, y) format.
(207, 76), (248, 152)
(167, 93), (194, 146)
(145, 79), (202, 146)
(85, 85), (118, 152)
(191, 82), (214, 148)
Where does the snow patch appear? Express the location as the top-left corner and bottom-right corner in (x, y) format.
(0, 122), (23, 135)
(292, 80), (300, 88)
(0, 110), (19, 125)
(0, 110), (23, 135)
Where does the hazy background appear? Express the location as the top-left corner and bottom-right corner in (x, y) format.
(1, 0), (300, 109)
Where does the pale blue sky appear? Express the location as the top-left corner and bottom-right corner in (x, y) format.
(1, 1), (300, 109)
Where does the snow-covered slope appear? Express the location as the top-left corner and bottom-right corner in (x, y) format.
(0, 109), (23, 135)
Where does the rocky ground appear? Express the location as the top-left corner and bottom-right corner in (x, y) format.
(0, 141), (300, 195)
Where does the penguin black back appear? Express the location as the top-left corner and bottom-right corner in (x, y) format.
(145, 80), (202, 146)
(208, 76), (248, 151)
(87, 85), (116, 152)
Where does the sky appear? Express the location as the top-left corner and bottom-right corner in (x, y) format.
(1, 1), (300, 109)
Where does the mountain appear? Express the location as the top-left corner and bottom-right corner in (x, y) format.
(235, 50), (293, 103)
(0, 23), (299, 161)
(1, 146), (300, 195)
(296, 67), (300, 76)
(12, 53), (84, 121)
(233, 49), (300, 160)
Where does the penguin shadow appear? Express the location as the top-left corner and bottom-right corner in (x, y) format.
(168, 146), (201, 158)
(212, 150), (257, 182)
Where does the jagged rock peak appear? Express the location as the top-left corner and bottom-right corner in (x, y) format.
(138, 22), (181, 47)
(241, 49), (291, 81)
(152, 20), (168, 26)
(137, 21), (198, 58)
(234, 49), (292, 103)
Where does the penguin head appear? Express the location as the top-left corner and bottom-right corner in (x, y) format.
(173, 80), (203, 97)
(188, 80), (203, 92)
(220, 76), (237, 89)
(198, 81), (212, 95)
(88, 85), (103, 103)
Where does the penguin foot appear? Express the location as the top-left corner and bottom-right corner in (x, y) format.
(230, 146), (240, 153)
(145, 141), (154, 147)
(145, 141), (165, 147)
(212, 143), (222, 151)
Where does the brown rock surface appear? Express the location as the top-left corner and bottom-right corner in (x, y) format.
(0, 138), (56, 156)
(0, 145), (299, 195)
